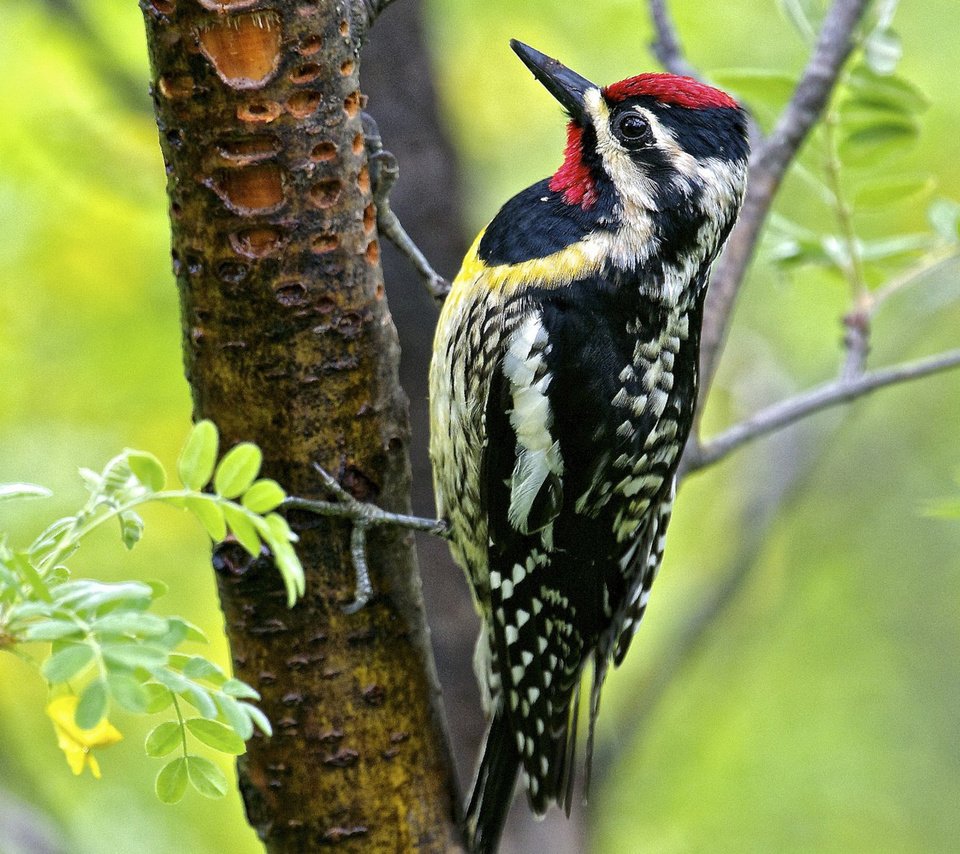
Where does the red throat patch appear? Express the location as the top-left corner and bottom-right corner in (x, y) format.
(602, 73), (739, 109)
(548, 122), (599, 210)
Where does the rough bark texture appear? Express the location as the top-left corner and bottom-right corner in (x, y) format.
(140, 1), (460, 850)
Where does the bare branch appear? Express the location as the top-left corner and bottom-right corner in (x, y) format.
(648, 0), (697, 78)
(686, 347), (960, 473)
(698, 0), (871, 396)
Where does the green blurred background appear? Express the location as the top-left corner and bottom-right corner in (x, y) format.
(1, 1), (959, 852)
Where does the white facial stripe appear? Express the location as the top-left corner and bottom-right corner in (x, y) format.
(583, 89), (659, 272)
(585, 90), (659, 209)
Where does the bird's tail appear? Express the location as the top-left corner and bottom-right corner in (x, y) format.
(465, 707), (521, 854)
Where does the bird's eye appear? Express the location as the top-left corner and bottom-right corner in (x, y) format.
(614, 112), (651, 146)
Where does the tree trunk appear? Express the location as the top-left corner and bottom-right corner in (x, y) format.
(139, 1), (461, 850)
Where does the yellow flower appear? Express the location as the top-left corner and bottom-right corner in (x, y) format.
(46, 695), (123, 779)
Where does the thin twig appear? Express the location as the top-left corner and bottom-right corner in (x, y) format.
(698, 0), (872, 399)
(686, 347), (960, 473)
(648, 0), (697, 78)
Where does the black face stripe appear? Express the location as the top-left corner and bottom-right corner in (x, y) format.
(607, 95), (749, 163)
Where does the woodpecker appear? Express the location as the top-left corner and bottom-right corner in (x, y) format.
(429, 41), (749, 852)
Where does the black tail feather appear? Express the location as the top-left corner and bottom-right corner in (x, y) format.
(465, 708), (521, 854)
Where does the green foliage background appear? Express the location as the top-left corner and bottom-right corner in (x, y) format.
(1, 1), (958, 851)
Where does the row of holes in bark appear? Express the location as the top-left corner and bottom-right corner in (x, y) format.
(171, 231), (382, 290)
(199, 154), (368, 215)
(220, 229), (378, 262)
(147, 1), (351, 41)
(158, 74), (361, 124)
(165, 131), (362, 163)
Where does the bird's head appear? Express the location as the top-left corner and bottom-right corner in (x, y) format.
(511, 40), (749, 258)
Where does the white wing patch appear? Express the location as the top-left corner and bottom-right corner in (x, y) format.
(502, 314), (563, 538)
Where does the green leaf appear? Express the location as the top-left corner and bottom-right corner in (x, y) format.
(143, 683), (174, 714)
(864, 27), (902, 75)
(156, 617), (204, 650)
(0, 483), (52, 502)
(147, 580), (169, 599)
(240, 702), (273, 737)
(55, 580), (155, 613)
(180, 685), (219, 719)
(183, 496), (227, 543)
(107, 672), (148, 713)
(156, 757), (189, 804)
(241, 479), (286, 513)
(101, 456), (134, 495)
(12, 552), (51, 602)
(154, 668), (190, 694)
(126, 451), (166, 492)
(840, 116), (918, 166)
(214, 444), (262, 499)
(182, 656), (226, 683)
(93, 611), (169, 638)
(145, 721), (183, 758)
(271, 539), (305, 606)
(166, 618), (208, 645)
(167, 653), (191, 671)
(223, 505), (261, 557)
(263, 512), (296, 544)
(185, 718), (246, 755)
(185, 755), (228, 798)
(119, 511), (144, 550)
(178, 420), (219, 491)
(102, 643), (169, 671)
(221, 678), (259, 700)
(845, 65), (929, 115)
(858, 233), (931, 263)
(75, 680), (108, 729)
(853, 174), (936, 207)
(42, 643), (94, 684)
(20, 619), (84, 642)
(216, 694), (253, 741)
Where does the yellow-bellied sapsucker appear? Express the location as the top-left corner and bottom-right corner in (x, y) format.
(429, 41), (749, 852)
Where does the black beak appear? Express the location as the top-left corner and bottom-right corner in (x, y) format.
(510, 40), (595, 124)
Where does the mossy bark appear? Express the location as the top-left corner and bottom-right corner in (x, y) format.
(140, 1), (461, 850)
